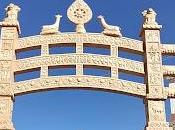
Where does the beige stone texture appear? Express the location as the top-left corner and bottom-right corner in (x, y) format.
(0, 1), (174, 130)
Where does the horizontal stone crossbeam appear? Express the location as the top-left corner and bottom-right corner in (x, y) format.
(162, 44), (175, 55)
(163, 65), (175, 76)
(16, 34), (144, 53)
(13, 76), (146, 97)
(13, 54), (145, 75)
(0, 1), (175, 130)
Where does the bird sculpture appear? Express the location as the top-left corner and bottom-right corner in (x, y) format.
(97, 15), (122, 37)
(40, 14), (62, 35)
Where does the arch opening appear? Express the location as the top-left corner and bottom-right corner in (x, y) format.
(13, 90), (146, 130)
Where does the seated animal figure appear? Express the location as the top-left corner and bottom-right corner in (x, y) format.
(98, 15), (122, 37)
(40, 14), (62, 35)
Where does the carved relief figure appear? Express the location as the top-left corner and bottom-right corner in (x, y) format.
(98, 15), (122, 37)
(0, 3), (21, 34)
(142, 8), (157, 25)
(142, 8), (162, 29)
(4, 3), (20, 21)
(0, 1), (174, 130)
(40, 14), (62, 35)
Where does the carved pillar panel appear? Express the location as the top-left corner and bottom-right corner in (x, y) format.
(145, 100), (170, 130)
(41, 66), (48, 78)
(144, 30), (163, 98)
(140, 8), (172, 130)
(111, 45), (118, 78)
(0, 3), (20, 130)
(41, 44), (49, 55)
(0, 96), (14, 130)
(41, 44), (48, 78)
(0, 28), (18, 130)
(143, 30), (172, 130)
(76, 42), (83, 75)
(168, 82), (175, 129)
(0, 27), (19, 130)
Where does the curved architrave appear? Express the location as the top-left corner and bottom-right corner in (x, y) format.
(13, 76), (146, 97)
(117, 57), (144, 76)
(0, 2), (174, 130)
(162, 44), (175, 55)
(13, 54), (145, 75)
(163, 65), (175, 76)
(17, 33), (143, 53)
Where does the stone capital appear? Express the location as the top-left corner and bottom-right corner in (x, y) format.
(0, 3), (21, 35)
(140, 8), (162, 37)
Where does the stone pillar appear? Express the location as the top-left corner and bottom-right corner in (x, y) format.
(0, 96), (14, 130)
(41, 44), (49, 78)
(169, 82), (175, 129)
(76, 42), (83, 75)
(111, 45), (118, 78)
(0, 3), (20, 130)
(140, 8), (172, 130)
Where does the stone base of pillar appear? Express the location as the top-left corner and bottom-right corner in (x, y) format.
(145, 126), (173, 130)
(145, 127), (173, 130)
(145, 122), (173, 130)
(0, 120), (14, 130)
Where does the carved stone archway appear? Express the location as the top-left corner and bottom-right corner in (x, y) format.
(0, 1), (175, 130)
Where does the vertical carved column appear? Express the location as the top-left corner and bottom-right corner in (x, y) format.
(76, 42), (83, 75)
(144, 100), (170, 130)
(0, 96), (14, 130)
(41, 44), (49, 78)
(140, 9), (172, 130)
(169, 82), (175, 129)
(0, 3), (20, 130)
(111, 45), (118, 78)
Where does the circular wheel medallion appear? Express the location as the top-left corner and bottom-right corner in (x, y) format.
(67, 0), (92, 25)
(74, 8), (86, 19)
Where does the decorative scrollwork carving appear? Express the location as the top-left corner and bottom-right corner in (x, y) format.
(17, 34), (143, 52)
(13, 54), (144, 75)
(13, 76), (146, 97)
(0, 2), (173, 129)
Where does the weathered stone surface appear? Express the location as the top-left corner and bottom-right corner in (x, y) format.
(13, 76), (146, 97)
(0, 2), (175, 130)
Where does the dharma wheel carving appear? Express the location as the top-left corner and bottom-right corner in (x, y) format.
(0, 1), (175, 130)
(67, 0), (92, 23)
(67, 0), (92, 33)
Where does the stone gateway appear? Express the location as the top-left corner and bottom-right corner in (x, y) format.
(0, 1), (175, 130)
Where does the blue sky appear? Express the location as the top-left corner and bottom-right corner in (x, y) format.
(1, 0), (175, 130)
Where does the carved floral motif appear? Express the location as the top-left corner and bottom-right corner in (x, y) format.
(0, 2), (174, 130)
(14, 76), (146, 97)
(13, 54), (145, 75)
(145, 30), (160, 42)
(17, 34), (143, 52)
